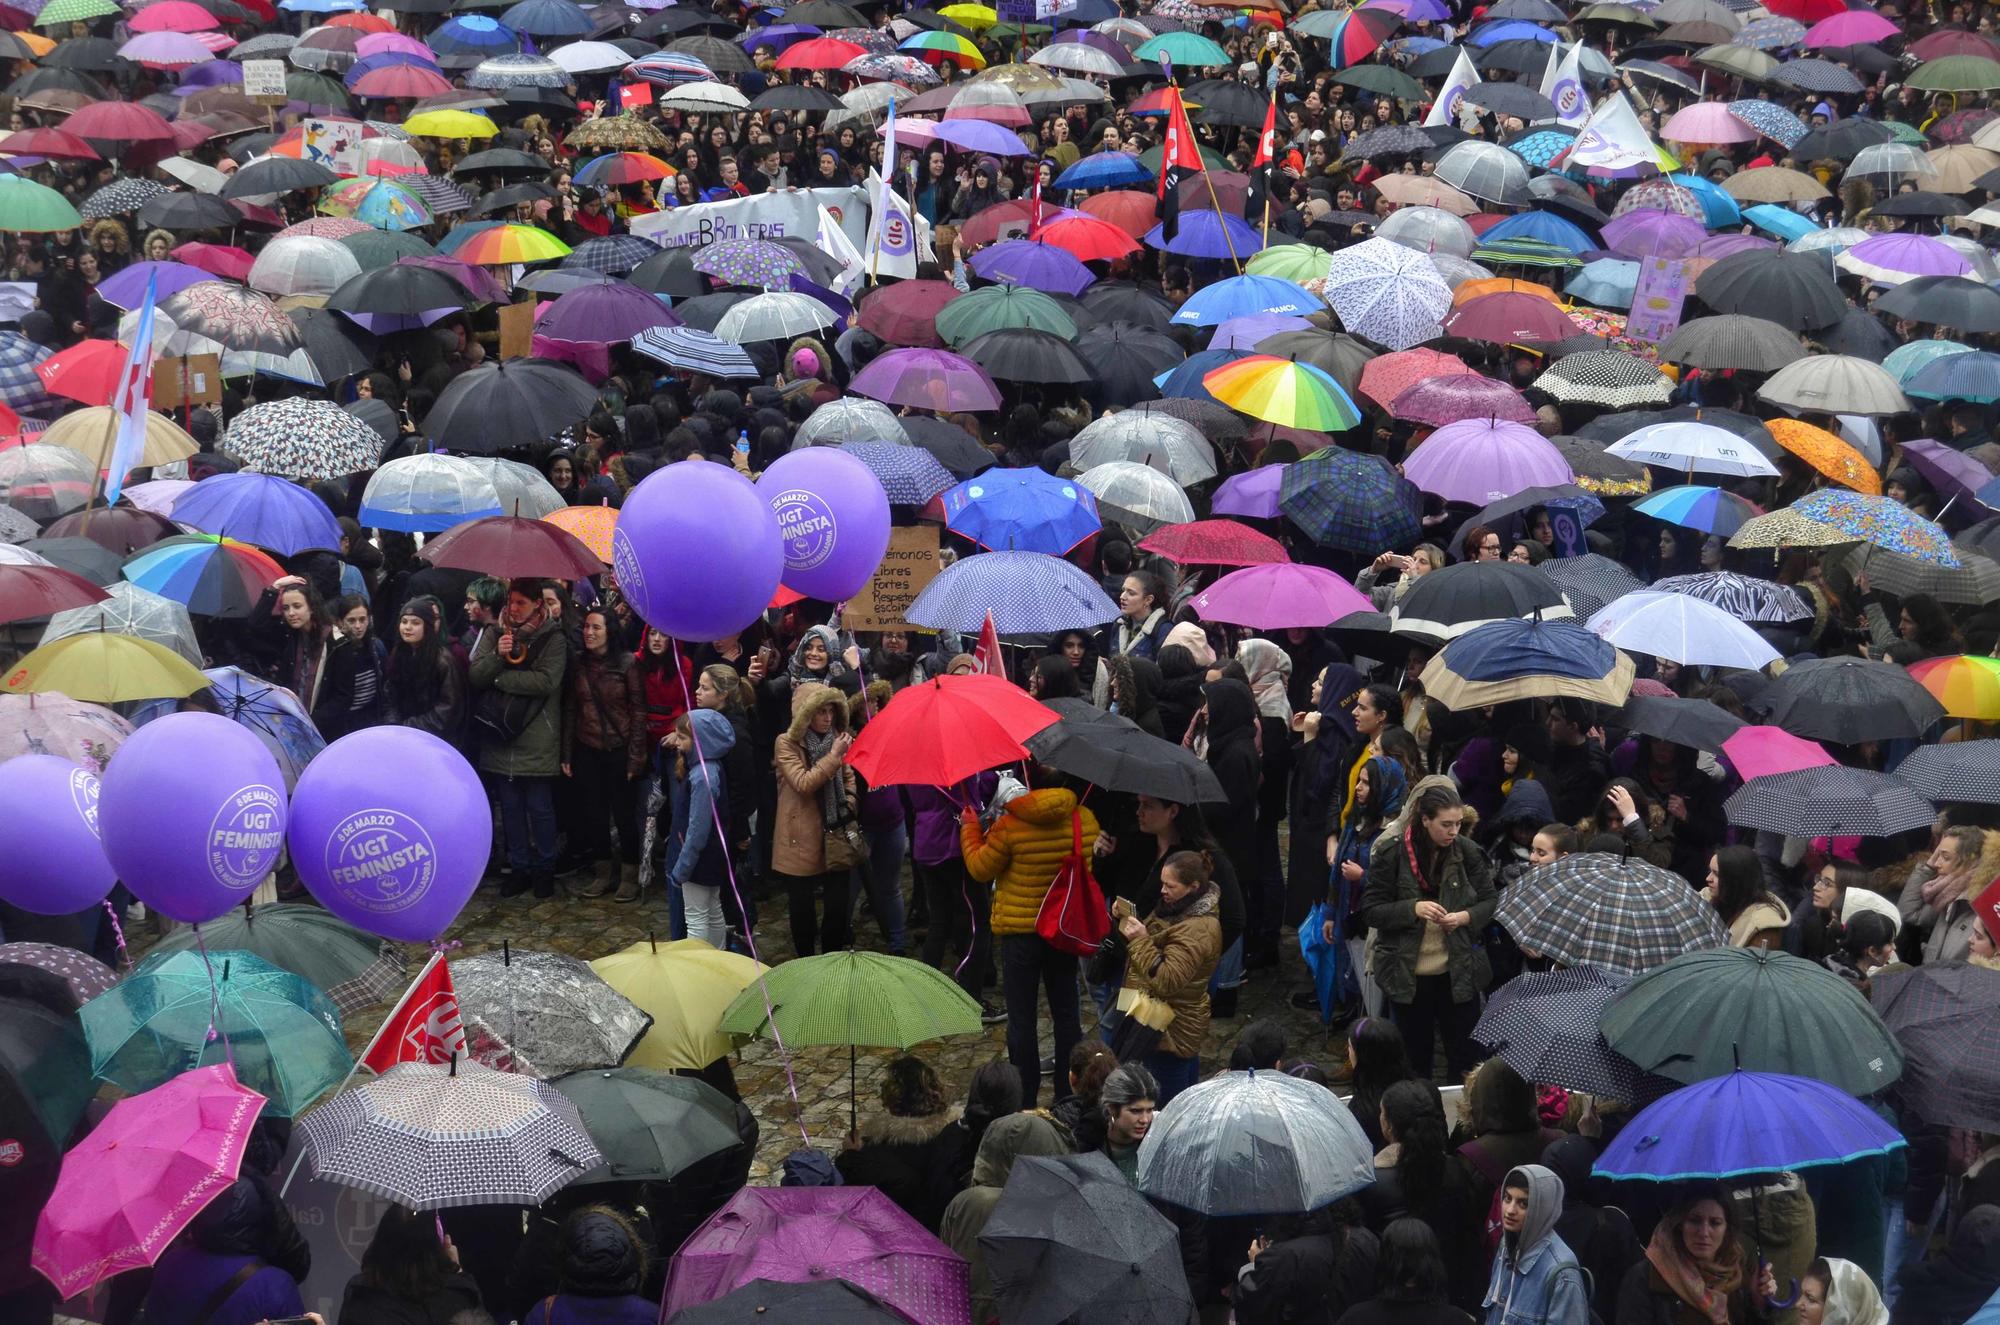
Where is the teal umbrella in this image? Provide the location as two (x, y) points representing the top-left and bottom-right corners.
(549, 1067), (746, 1185)
(80, 950), (352, 1117)
(1600, 947), (1903, 1096)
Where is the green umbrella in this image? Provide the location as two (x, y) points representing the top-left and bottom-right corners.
(936, 284), (1078, 347)
(1600, 947), (1904, 1096)
(34, 0), (117, 25)
(1247, 245), (1336, 285)
(287, 69), (352, 111)
(341, 229), (439, 266)
(1134, 31), (1230, 68)
(0, 176), (83, 234)
(1334, 65), (1425, 102)
(81, 949), (354, 1117)
(1139, 139), (1230, 177)
(549, 1067), (746, 1185)
(1909, 55), (2000, 91)
(145, 903), (405, 1017)
(719, 952), (982, 1129)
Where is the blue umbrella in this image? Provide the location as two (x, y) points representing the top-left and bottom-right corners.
(1744, 204), (1816, 242)
(1593, 1071), (1904, 1181)
(1154, 347), (1254, 402)
(501, 0), (591, 35)
(1905, 349), (2000, 403)
(1666, 173), (1743, 228)
(1053, 153), (1153, 190)
(1143, 211), (1267, 261)
(1506, 128), (1578, 170)
(941, 467), (1100, 554)
(838, 442), (955, 505)
(1974, 1289), (2000, 1325)
(0, 330), (56, 418)
(1481, 209), (1596, 254)
(169, 473), (343, 557)
(1169, 273), (1318, 327)
(1568, 257), (1638, 309)
(905, 549), (1119, 634)
(432, 15), (521, 59)
(1420, 616), (1634, 709)
(1469, 19), (1556, 43)
(1884, 338), (1975, 385)
(130, 665), (326, 788)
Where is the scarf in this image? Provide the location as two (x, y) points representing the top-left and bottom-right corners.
(1155, 878), (1216, 922)
(788, 625), (851, 684)
(801, 721), (846, 828)
(1404, 824), (1440, 898)
(504, 599), (549, 651)
(1643, 1218), (1743, 1325)
(1921, 865), (1968, 910)
(1237, 639), (1293, 721)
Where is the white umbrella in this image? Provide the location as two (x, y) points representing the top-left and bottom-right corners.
(1136, 1069), (1376, 1216)
(656, 80), (751, 113)
(795, 397), (909, 448)
(42, 582), (202, 666)
(0, 543), (52, 567)
(122, 479), (196, 518)
(1607, 422), (1780, 478)
(1377, 205), (1478, 260)
(359, 454), (504, 533)
(1069, 413), (1215, 485)
(1585, 591), (1781, 669)
(1028, 42), (1126, 76)
(249, 235), (363, 299)
(459, 456), (564, 519)
(1313, 237), (1452, 351)
(156, 157), (228, 195)
(1075, 461), (1196, 533)
(1939, 234), (2000, 283)
(1434, 140), (1533, 206)
(354, 138), (425, 175)
(714, 291), (838, 343)
(1759, 355), (1913, 417)
(548, 40), (633, 74)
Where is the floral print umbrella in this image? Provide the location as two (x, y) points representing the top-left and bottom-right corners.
(156, 283), (315, 381)
(220, 397), (386, 479)
(1791, 490), (1961, 567)
(690, 237), (806, 289)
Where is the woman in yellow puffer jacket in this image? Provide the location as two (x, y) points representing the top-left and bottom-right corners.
(961, 771), (1100, 1104)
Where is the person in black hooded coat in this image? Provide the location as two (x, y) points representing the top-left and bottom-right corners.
(1288, 663), (1367, 930)
(520, 1207), (654, 1325)
(1894, 1204), (2000, 1325)
(1541, 1134), (1641, 1325)
(1202, 678), (1263, 903)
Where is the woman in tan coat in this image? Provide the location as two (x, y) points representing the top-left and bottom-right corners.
(1113, 848), (1223, 1104)
(772, 681), (857, 956)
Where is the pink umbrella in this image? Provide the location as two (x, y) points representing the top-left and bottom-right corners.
(356, 31), (437, 59)
(170, 242), (255, 282)
(1403, 419), (1572, 504)
(118, 31), (214, 68)
(1803, 10), (1899, 46)
(1720, 724), (1837, 781)
(1212, 463), (1286, 518)
(1190, 562), (1373, 629)
(128, 0), (218, 31)
(852, 347), (1003, 413)
(1661, 102), (1760, 146)
(1601, 208), (1711, 260)
(121, 478), (197, 516)
(33, 1063), (266, 1299)
(1387, 374), (1536, 427)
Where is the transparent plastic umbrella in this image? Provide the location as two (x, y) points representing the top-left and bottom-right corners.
(1135, 1068), (1375, 1216)
(795, 397), (910, 447)
(1074, 461), (1195, 533)
(41, 581), (201, 665)
(1067, 413), (1215, 485)
(459, 455), (564, 519)
(358, 453), (505, 533)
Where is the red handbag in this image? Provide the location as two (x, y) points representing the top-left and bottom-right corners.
(1035, 811), (1111, 957)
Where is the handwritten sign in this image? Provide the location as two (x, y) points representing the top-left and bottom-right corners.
(1625, 256), (1691, 344)
(841, 525), (941, 632)
(497, 300), (535, 361)
(241, 58), (287, 102)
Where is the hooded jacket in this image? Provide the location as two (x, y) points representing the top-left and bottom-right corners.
(667, 709), (736, 888)
(962, 786), (1102, 938)
(1121, 880), (1224, 1059)
(1204, 678), (1264, 893)
(939, 1114), (1071, 1324)
(139, 1176), (310, 1325)
(771, 682), (856, 877)
(835, 1101), (963, 1232)
(1542, 1134), (1641, 1325)
(1482, 1165), (1588, 1325)
(1894, 1204), (2000, 1325)
(468, 611), (568, 778)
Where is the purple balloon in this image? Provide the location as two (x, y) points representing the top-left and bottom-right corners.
(288, 726), (489, 943)
(0, 755), (116, 915)
(612, 461), (783, 642)
(755, 447), (892, 603)
(99, 712), (287, 925)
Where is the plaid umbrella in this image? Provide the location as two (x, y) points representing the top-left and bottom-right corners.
(1313, 238), (1452, 351)
(1535, 351), (1674, 408)
(1474, 967), (1667, 1102)
(1846, 544), (2000, 606)
(449, 949), (652, 1079)
(1496, 852), (1730, 976)
(564, 233), (661, 275)
(1538, 553), (1646, 619)
(1279, 446), (1424, 554)
(0, 332), (57, 417)
(1872, 964), (2000, 1133)
(1726, 764), (1936, 837)
(221, 398), (384, 479)
(1653, 570), (1812, 622)
(80, 178), (170, 220)
(632, 325), (759, 379)
(838, 442), (955, 504)
(301, 1060), (602, 1209)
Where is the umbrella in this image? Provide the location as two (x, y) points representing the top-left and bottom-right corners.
(1074, 462), (1193, 533)
(419, 515), (601, 580)
(1191, 563), (1372, 630)
(1069, 414), (1214, 486)
(1725, 765), (1936, 838)
(1872, 964), (2000, 1133)
(1135, 1068), (1374, 1216)
(847, 673), (1057, 789)
(133, 665), (322, 789)
(82, 950), (351, 1117)
(1357, 347), (1475, 407)
(797, 398), (908, 448)
(1694, 249), (1845, 330)
(1601, 947), (1903, 1094)
(301, 1059), (602, 1209)
(1404, 420), (1572, 504)
(1170, 274), (1319, 328)
(1720, 725), (1837, 782)
(422, 360), (597, 455)
(633, 326), (759, 380)
(1137, 519), (1285, 567)
(664, 1188), (970, 1325)
(147, 903), (401, 1016)
(1392, 561), (1569, 641)
(982, 1152), (1194, 1325)
(1316, 237), (1453, 350)
(1495, 852), (1729, 976)
(0, 943), (117, 1010)
(31, 1063), (265, 1299)
(1025, 698), (1224, 802)
(1593, 1071), (1905, 1181)
(358, 454), (504, 534)
(1789, 489), (1956, 565)
(1420, 616), (1635, 711)
(1608, 421), (1780, 478)
(447, 948), (651, 1079)
(673, 1279), (916, 1325)
(1616, 692), (1747, 755)
(1388, 374), (1537, 427)
(906, 550), (1118, 633)
(23, 537), (122, 586)
(589, 938), (768, 1072)
(1536, 351), (1674, 409)
(1213, 466), (1286, 520)
(853, 346), (1004, 414)
(41, 582), (200, 666)
(1475, 967), (1665, 1103)
(1760, 655), (1948, 743)
(1652, 570), (1811, 622)
(216, 398), (381, 481)
(169, 472), (341, 557)
(1897, 741), (2000, 804)
(1585, 591), (1781, 669)
(712, 291), (840, 344)
(121, 534), (285, 619)
(1203, 356), (1361, 432)
(550, 1067), (743, 1185)
(0, 445), (96, 523)
(836, 443), (956, 506)
(1877, 277), (2000, 334)
(942, 468), (1098, 554)
(0, 564), (104, 623)
(961, 329), (1093, 387)
(2, 632), (207, 702)
(935, 284), (1073, 345)
(968, 239), (1094, 296)
(1539, 554), (1647, 620)
(1766, 419), (1880, 494)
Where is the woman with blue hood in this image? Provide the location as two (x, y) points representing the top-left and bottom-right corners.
(1483, 1165), (1590, 1325)
(664, 707), (736, 947)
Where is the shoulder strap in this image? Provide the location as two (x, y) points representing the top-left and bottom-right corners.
(190, 1260), (263, 1325)
(1072, 810), (1083, 854)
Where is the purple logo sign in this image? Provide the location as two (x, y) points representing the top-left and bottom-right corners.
(323, 808), (439, 917)
(206, 784), (286, 890)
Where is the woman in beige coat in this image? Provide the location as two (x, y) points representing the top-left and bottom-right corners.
(772, 681), (857, 956)
(1113, 848), (1223, 1105)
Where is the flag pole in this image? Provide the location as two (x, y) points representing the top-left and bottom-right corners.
(1258, 84), (1278, 246)
(1171, 77), (1241, 274)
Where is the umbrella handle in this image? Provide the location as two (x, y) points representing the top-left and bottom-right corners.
(1761, 1261), (1799, 1311)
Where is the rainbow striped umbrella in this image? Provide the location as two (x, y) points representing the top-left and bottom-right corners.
(121, 535), (286, 618)
(574, 151), (676, 187)
(1202, 355), (1362, 431)
(897, 29), (985, 67)
(1909, 654), (2000, 720)
(442, 223), (570, 264)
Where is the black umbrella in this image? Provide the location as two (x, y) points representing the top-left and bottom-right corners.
(750, 83), (844, 113)
(1816, 308), (1898, 363)
(137, 192), (237, 232)
(1128, 397), (1248, 445)
(786, 0), (868, 23)
(290, 307), (378, 383)
(473, 181), (558, 217)
(766, 235), (849, 287)
(627, 245), (707, 299)
(634, 5), (736, 35)
(1868, 192), (1971, 221)
(674, 1279), (912, 1325)
(1407, 44), (1466, 78)
(961, 327), (1093, 385)
(1792, 117), (1893, 161)
(1391, 561), (1568, 641)
(1615, 693), (1747, 754)
(22, 537), (122, 586)
(499, 87), (577, 115)
(1077, 321), (1184, 407)
(1188, 78), (1268, 128)
(1531, 181), (1612, 225)
(1656, 314), (1808, 372)
(1547, 434), (1651, 489)
(1025, 698), (1225, 802)
(668, 34), (755, 73)
(1328, 608), (1410, 658)
(1876, 276), (2000, 333)
(1894, 741), (2000, 805)
(1253, 329), (1374, 394)
(1694, 250), (1845, 331)
(1079, 280), (1175, 331)
(1817, 41), (1898, 74)
(221, 157), (339, 200)
(672, 291), (741, 332)
(1534, 551), (1646, 618)
(1344, 122), (1434, 160)
(981, 1151), (1194, 1325)
(1463, 81), (1560, 121)
(901, 415), (995, 476)
(42, 37), (130, 71)
(1725, 765), (1936, 838)
(422, 360), (600, 455)
(324, 265), (474, 316)
(7, 68), (108, 99)
(1474, 966), (1664, 1102)
(548, 1067), (746, 1185)
(452, 147), (553, 177)
(1757, 655), (1947, 744)
(0, 995), (92, 1293)
(1773, 56), (1865, 94)
(1477, 38), (1556, 73)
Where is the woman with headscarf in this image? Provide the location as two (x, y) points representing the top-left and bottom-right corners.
(950, 158), (1004, 221)
(1616, 1185), (1778, 1325)
(1236, 639), (1296, 971)
(1799, 1259), (1887, 1325)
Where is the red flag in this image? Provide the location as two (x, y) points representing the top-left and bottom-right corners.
(1028, 167), (1044, 237)
(1977, 876), (2000, 950)
(363, 954), (466, 1073)
(1251, 93), (1277, 169)
(972, 609), (1005, 677)
(1156, 86), (1205, 243)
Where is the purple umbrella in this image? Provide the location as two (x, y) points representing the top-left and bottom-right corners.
(1191, 562), (1374, 629)
(1389, 374), (1537, 427)
(1902, 437), (1997, 508)
(1212, 464), (1287, 518)
(94, 261), (214, 311)
(1404, 418), (1573, 504)
(967, 239), (1094, 296)
(176, 60), (244, 89)
(1692, 233), (1776, 261)
(853, 346), (1002, 413)
(665, 1187), (970, 1325)
(536, 281), (681, 343)
(932, 118), (1035, 156)
(397, 255), (507, 304)
(1210, 313), (1313, 351)
(1601, 209), (1709, 259)
(734, 22), (821, 49)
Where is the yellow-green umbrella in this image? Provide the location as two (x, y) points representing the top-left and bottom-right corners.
(1203, 354), (1363, 431)
(4, 633), (209, 703)
(402, 109), (499, 139)
(1246, 244), (1335, 283)
(590, 938), (768, 1072)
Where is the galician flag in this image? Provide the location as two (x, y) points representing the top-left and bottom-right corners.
(1554, 93), (1660, 173)
(104, 271), (157, 505)
(1539, 42), (1590, 128)
(1423, 48), (1481, 128)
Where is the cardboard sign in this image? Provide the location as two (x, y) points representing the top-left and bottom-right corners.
(152, 353), (222, 409)
(241, 58), (287, 102)
(1625, 256), (1691, 344)
(841, 525), (941, 632)
(497, 300), (536, 361)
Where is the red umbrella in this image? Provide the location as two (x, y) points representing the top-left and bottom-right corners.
(855, 279), (961, 348)
(960, 198), (1074, 247)
(35, 339), (126, 407)
(0, 565), (108, 623)
(1438, 292), (1582, 345)
(1388, 374), (1538, 427)
(1761, 0), (1844, 20)
(775, 37), (866, 69)
(62, 102), (176, 144)
(1357, 347), (1475, 408)
(353, 65), (454, 99)
(1137, 519), (1288, 567)
(327, 10), (393, 29)
(845, 673), (1058, 787)
(1076, 189), (1159, 239)
(0, 127), (97, 160)
(417, 515), (604, 580)
(1035, 214), (1140, 263)
(171, 243), (255, 282)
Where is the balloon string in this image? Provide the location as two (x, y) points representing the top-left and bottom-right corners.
(192, 925), (235, 1070)
(100, 899), (129, 970)
(669, 640), (809, 1148)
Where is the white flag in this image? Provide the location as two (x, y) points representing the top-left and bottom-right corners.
(1557, 92), (1659, 173)
(817, 203), (865, 294)
(1423, 48), (1482, 129)
(1542, 43), (1589, 127)
(862, 169), (919, 281)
